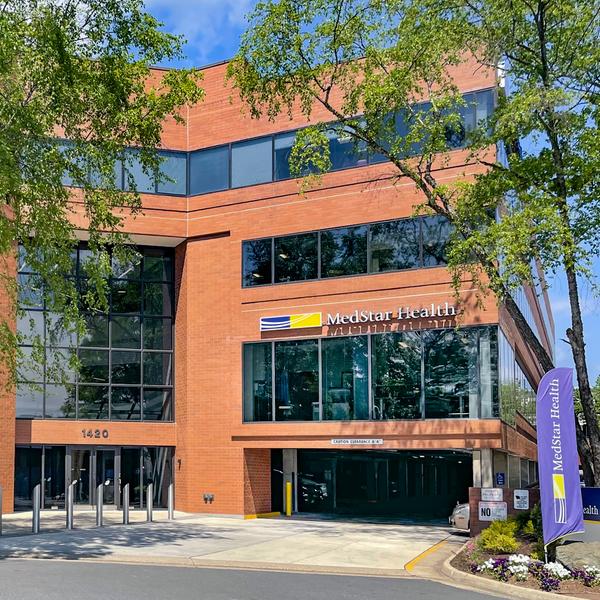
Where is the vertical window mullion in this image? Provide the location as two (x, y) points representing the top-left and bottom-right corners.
(271, 238), (275, 285)
(318, 338), (323, 421)
(271, 341), (276, 422)
(317, 231), (322, 279)
(420, 332), (426, 419)
(367, 334), (373, 420)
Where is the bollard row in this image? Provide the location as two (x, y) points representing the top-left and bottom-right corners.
(0, 480), (174, 536)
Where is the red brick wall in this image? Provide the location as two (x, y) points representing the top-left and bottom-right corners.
(244, 448), (272, 515)
(0, 254), (15, 514)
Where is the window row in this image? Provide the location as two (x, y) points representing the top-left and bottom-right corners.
(242, 215), (451, 286)
(498, 329), (537, 426)
(16, 385), (172, 421)
(243, 326), (498, 422)
(19, 245), (173, 283)
(59, 89), (495, 196)
(19, 347), (172, 386)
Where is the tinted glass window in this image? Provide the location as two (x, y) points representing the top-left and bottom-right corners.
(369, 219), (421, 272)
(143, 318), (173, 350)
(111, 350), (141, 384)
(45, 384), (76, 418)
(422, 216), (452, 267)
(78, 385), (109, 419)
(243, 343), (272, 422)
(189, 145), (229, 195)
(274, 131), (295, 180)
(111, 280), (142, 313)
(111, 387), (141, 420)
(79, 349), (109, 383)
(274, 233), (318, 283)
(112, 316), (141, 349)
(143, 389), (172, 421)
(328, 127), (367, 171)
(157, 151), (187, 195)
(372, 332), (422, 419)
(320, 226), (368, 278)
(275, 340), (319, 421)
(231, 137), (273, 188)
(143, 283), (172, 316)
(243, 239), (272, 287)
(322, 336), (369, 420)
(16, 384), (44, 418)
(123, 149), (155, 193)
(143, 352), (172, 386)
(143, 249), (173, 282)
(423, 328), (478, 418)
(79, 314), (109, 347)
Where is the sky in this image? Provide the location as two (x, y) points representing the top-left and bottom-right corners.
(145, 0), (600, 384)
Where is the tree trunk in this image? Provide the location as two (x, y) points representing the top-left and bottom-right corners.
(564, 264), (600, 486)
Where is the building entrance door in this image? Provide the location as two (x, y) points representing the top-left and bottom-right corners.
(96, 450), (116, 505)
(70, 449), (91, 504)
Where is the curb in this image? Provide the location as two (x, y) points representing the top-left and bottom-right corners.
(0, 554), (411, 578)
(441, 543), (583, 600)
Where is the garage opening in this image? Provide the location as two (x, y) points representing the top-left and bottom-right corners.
(282, 449), (472, 519)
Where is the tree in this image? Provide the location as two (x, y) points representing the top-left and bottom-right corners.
(1, 0), (203, 381)
(228, 0), (600, 483)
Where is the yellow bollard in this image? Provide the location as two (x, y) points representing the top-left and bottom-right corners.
(285, 481), (292, 517)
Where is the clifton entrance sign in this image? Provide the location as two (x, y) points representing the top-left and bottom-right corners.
(536, 367), (584, 555)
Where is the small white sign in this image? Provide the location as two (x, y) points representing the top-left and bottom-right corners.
(330, 438), (384, 446)
(479, 501), (508, 522)
(481, 488), (504, 502)
(514, 489), (530, 510)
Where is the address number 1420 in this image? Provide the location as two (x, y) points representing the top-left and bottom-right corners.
(81, 429), (109, 439)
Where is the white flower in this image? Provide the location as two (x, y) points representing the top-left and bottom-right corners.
(544, 562), (572, 580)
(509, 564), (529, 581)
(478, 559), (496, 572)
(508, 554), (531, 565)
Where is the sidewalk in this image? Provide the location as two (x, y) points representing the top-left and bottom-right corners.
(0, 513), (454, 577)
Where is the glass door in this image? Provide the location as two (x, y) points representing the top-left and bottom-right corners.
(70, 449), (91, 504)
(96, 450), (116, 505)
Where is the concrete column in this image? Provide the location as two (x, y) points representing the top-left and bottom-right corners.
(472, 450), (482, 488)
(480, 448), (494, 488)
(282, 449), (297, 512)
(493, 451), (508, 488)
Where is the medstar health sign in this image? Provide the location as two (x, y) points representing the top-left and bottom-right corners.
(536, 368), (584, 545)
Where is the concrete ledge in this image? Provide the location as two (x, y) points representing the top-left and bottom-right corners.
(441, 544), (583, 600)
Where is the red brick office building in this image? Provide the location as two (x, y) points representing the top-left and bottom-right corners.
(0, 57), (554, 518)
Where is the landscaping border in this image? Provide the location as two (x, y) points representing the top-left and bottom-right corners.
(442, 543), (584, 600)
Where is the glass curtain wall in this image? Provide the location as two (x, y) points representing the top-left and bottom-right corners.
(17, 245), (174, 421)
(243, 215), (452, 287)
(243, 326), (499, 422)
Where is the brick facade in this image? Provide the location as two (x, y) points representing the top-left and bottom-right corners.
(4, 58), (550, 517)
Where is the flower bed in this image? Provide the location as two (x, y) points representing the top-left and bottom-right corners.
(452, 539), (600, 597)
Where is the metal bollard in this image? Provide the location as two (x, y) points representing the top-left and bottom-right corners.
(96, 483), (104, 527)
(66, 481), (76, 530)
(32, 484), (41, 534)
(146, 483), (153, 522)
(285, 481), (292, 517)
(122, 483), (130, 525)
(167, 482), (174, 520)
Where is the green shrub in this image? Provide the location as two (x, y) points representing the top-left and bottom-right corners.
(514, 510), (531, 532)
(478, 519), (520, 554)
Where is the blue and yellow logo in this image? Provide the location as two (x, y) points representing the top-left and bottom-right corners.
(260, 313), (322, 332)
(553, 473), (567, 524)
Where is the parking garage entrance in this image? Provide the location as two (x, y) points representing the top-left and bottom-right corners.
(277, 449), (472, 519)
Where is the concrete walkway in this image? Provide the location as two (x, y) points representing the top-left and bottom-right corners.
(0, 512), (457, 576)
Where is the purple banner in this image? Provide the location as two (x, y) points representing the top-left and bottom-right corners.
(537, 367), (584, 545)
